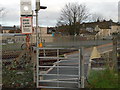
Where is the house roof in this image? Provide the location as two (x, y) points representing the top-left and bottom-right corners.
(0, 33), (26, 36)
(56, 20), (120, 35)
(2, 26), (16, 30)
(81, 20), (120, 29)
(1, 26), (20, 30)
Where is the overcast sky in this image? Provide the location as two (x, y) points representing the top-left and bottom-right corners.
(0, 0), (119, 27)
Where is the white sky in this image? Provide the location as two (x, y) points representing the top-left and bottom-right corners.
(0, 0), (119, 26)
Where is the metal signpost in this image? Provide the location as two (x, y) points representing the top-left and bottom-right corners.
(35, 0), (47, 88)
(20, 0), (33, 50)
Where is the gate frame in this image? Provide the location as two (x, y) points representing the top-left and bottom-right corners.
(36, 47), (85, 89)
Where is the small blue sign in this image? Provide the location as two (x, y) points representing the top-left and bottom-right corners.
(52, 33), (54, 37)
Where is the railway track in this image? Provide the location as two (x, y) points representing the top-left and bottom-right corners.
(2, 51), (22, 59)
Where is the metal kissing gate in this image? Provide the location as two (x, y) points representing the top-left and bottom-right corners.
(36, 48), (85, 89)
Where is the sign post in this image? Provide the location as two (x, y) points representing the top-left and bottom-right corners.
(35, 0), (47, 87)
(20, 0), (33, 50)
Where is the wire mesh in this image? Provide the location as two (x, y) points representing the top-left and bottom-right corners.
(1, 34), (120, 89)
(2, 34), (34, 88)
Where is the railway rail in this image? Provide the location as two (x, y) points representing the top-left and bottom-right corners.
(2, 51), (22, 59)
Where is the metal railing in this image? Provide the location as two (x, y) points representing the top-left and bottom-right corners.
(36, 47), (85, 89)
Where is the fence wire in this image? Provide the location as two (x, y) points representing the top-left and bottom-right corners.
(1, 34), (120, 89)
(2, 34), (35, 88)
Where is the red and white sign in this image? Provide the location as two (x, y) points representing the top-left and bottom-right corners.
(21, 17), (33, 34)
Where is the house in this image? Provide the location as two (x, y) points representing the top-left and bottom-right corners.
(80, 20), (120, 39)
(94, 20), (120, 39)
(0, 25), (25, 44)
(0, 25), (21, 34)
(1, 33), (26, 45)
(56, 19), (120, 40)
(32, 27), (56, 44)
(79, 22), (99, 40)
(47, 27), (56, 34)
(79, 30), (97, 40)
(56, 25), (70, 36)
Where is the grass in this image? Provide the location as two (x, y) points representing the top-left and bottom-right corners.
(2, 64), (34, 88)
(2, 51), (35, 88)
(87, 69), (119, 88)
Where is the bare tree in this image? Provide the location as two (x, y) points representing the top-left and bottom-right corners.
(0, 8), (5, 18)
(57, 3), (90, 35)
(0, 8), (3, 12)
(91, 13), (106, 22)
(0, 7), (6, 33)
(0, 7), (6, 25)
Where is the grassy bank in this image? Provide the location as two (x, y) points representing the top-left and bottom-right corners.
(87, 69), (119, 88)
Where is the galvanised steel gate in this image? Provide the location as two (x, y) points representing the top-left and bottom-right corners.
(36, 48), (85, 89)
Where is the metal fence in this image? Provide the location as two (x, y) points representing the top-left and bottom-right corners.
(0, 37), (2, 89)
(1, 34), (35, 88)
(1, 34), (120, 89)
(36, 48), (85, 89)
(1, 33), (113, 47)
(40, 36), (113, 48)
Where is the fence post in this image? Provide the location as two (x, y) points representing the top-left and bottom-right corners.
(57, 49), (60, 87)
(80, 47), (84, 88)
(78, 49), (81, 88)
(36, 8), (39, 88)
(0, 36), (2, 89)
(112, 34), (118, 72)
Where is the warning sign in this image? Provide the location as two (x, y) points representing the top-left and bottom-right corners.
(21, 17), (33, 34)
